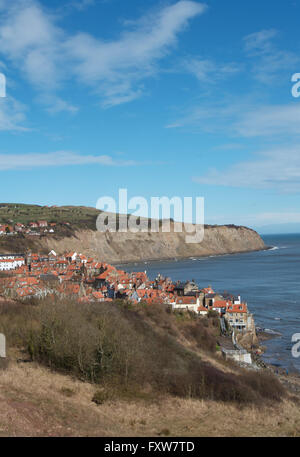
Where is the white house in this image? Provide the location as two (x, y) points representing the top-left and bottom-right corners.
(198, 305), (208, 316)
(65, 252), (77, 262)
(0, 257), (25, 271)
(171, 296), (199, 313)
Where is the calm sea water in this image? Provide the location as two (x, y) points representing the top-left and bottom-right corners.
(117, 234), (300, 372)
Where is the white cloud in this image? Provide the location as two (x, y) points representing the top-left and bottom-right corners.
(64, 1), (206, 106)
(244, 29), (278, 55)
(206, 211), (300, 228)
(252, 212), (300, 225)
(0, 0), (206, 107)
(67, 0), (95, 11)
(0, 1), (62, 88)
(39, 95), (79, 114)
(234, 104), (300, 137)
(165, 99), (247, 131)
(244, 29), (299, 84)
(166, 100), (300, 138)
(0, 96), (28, 131)
(184, 57), (240, 83)
(0, 151), (139, 169)
(194, 145), (300, 193)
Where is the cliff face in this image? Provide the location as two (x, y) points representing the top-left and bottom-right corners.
(38, 224), (266, 264)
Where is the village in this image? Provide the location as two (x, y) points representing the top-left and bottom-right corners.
(0, 250), (255, 337)
(0, 220), (71, 236)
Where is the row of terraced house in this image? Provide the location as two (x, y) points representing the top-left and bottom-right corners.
(0, 220), (57, 235)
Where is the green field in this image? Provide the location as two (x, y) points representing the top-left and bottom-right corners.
(0, 203), (236, 233)
(0, 204), (101, 230)
(0, 203), (168, 232)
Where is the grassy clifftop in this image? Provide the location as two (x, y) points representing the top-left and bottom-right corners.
(0, 203), (266, 262)
(0, 203), (100, 230)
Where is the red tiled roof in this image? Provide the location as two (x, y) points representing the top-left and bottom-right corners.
(175, 296), (197, 305)
(226, 304), (247, 314)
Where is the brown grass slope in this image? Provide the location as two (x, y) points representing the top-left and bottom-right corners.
(0, 299), (284, 402)
(1, 361), (300, 437)
(0, 298), (297, 437)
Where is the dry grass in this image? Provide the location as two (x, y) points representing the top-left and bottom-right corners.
(0, 298), (287, 406)
(0, 359), (299, 437)
(0, 298), (293, 436)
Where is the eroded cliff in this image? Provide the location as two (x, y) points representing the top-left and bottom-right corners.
(37, 224), (265, 264)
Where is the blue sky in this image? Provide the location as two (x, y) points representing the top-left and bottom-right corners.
(1, 0), (300, 231)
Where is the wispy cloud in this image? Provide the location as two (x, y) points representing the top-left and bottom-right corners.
(0, 151), (139, 170)
(66, 0), (95, 11)
(252, 212), (300, 225)
(166, 100), (300, 138)
(165, 98), (249, 131)
(0, 96), (29, 131)
(207, 211), (300, 228)
(166, 27), (300, 133)
(64, 1), (207, 106)
(39, 95), (79, 114)
(194, 145), (300, 193)
(234, 104), (300, 137)
(0, 0), (206, 108)
(184, 57), (240, 83)
(244, 29), (299, 83)
(244, 29), (278, 55)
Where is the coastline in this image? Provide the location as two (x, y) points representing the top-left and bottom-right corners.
(112, 245), (272, 267)
(253, 330), (300, 385)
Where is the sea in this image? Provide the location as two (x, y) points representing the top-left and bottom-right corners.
(117, 234), (300, 373)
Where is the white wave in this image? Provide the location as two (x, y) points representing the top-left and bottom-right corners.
(269, 245), (289, 250)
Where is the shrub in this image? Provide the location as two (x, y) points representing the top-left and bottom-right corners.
(60, 387), (75, 397)
(92, 390), (112, 405)
(208, 310), (219, 318)
(241, 370), (285, 402)
(182, 319), (218, 352)
(0, 297), (286, 405)
(159, 428), (170, 436)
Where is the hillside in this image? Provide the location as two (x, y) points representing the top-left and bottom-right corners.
(0, 298), (299, 437)
(0, 204), (266, 263)
(1, 360), (300, 437)
(0, 203), (100, 230)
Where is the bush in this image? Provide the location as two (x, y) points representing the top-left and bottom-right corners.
(208, 310), (219, 318)
(241, 370), (285, 402)
(60, 387), (75, 397)
(92, 390), (112, 405)
(0, 297), (286, 405)
(159, 428), (170, 436)
(182, 319), (218, 352)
